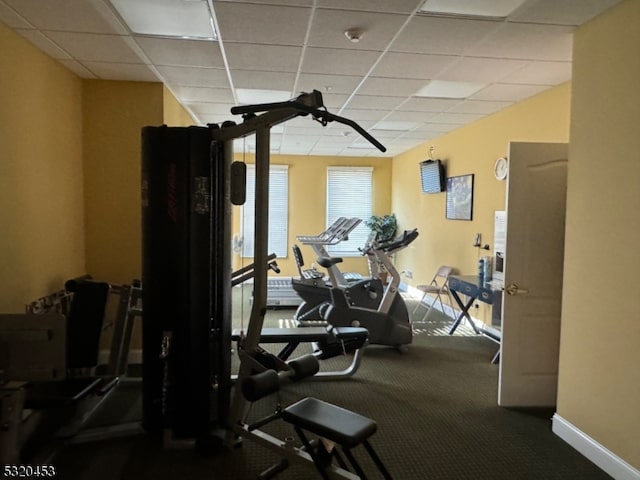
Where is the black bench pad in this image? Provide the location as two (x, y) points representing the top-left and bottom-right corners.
(282, 397), (377, 448)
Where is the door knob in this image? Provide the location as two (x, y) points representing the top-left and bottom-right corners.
(506, 283), (529, 295)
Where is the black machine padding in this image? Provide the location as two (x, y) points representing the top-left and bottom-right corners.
(287, 354), (320, 380)
(241, 369), (280, 402)
(282, 397), (377, 448)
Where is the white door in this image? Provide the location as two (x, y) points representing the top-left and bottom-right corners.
(498, 141), (568, 407)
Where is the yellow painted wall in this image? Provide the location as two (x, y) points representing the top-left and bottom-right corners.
(163, 85), (196, 126)
(82, 80), (164, 284)
(391, 84), (571, 322)
(232, 154), (392, 277)
(557, 0), (640, 469)
(0, 23), (85, 311)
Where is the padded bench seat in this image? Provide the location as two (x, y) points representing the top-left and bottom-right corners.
(282, 397), (376, 447)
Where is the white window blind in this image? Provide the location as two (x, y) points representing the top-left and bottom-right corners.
(326, 166), (373, 255)
(241, 164), (288, 258)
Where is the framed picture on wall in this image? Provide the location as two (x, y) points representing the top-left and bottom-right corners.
(446, 174), (474, 221)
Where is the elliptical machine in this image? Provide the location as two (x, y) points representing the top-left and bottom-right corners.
(310, 229), (419, 349)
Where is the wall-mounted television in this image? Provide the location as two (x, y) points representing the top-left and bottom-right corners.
(419, 159), (445, 193)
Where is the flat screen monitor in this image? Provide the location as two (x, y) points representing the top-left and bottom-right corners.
(420, 159), (445, 193)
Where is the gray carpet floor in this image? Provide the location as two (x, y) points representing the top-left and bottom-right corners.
(50, 289), (611, 479)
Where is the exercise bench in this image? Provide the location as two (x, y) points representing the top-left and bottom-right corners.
(240, 366), (393, 479)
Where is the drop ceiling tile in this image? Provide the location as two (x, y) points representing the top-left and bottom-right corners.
(83, 61), (159, 81)
(358, 77), (425, 97)
(188, 103), (235, 116)
(3, 0), (126, 34)
(307, 9), (406, 51)
(317, 0), (422, 14)
(310, 146), (346, 156)
(224, 43), (302, 72)
(171, 86), (234, 103)
(44, 31), (142, 63)
(215, 3), (310, 45)
(386, 110), (435, 123)
(390, 16), (499, 55)
(320, 93), (351, 109)
(471, 83), (548, 102)
(400, 129), (438, 139)
(347, 95), (405, 110)
(0, 2), (32, 28)
(339, 109), (389, 121)
(500, 60), (572, 85)
(301, 47), (380, 76)
(297, 74), (362, 95)
(156, 66), (229, 88)
(135, 37), (223, 68)
(397, 97), (461, 112)
(371, 52), (457, 79)
(508, 0), (624, 26)
(57, 59), (97, 79)
(429, 112), (484, 125)
(15, 29), (72, 59)
(467, 23), (573, 61)
(231, 70), (296, 91)
(446, 99), (512, 115)
(438, 57), (529, 83)
(215, 0), (314, 6)
(413, 122), (459, 133)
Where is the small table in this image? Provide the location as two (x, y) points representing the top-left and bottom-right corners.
(447, 275), (501, 362)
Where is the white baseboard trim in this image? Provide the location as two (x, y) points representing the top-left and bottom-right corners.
(552, 414), (640, 480)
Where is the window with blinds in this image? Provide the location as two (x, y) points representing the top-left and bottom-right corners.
(326, 166), (373, 255)
(241, 164), (289, 258)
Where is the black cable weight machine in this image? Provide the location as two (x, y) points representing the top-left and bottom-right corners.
(141, 91), (386, 450)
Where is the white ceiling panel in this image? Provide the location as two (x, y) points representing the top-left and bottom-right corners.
(188, 103), (235, 116)
(0, 2), (32, 28)
(215, 3), (310, 46)
(307, 9), (407, 51)
(83, 61), (158, 81)
(15, 29), (72, 59)
(58, 58), (98, 78)
(347, 95), (405, 111)
(467, 23), (574, 61)
(232, 70), (296, 91)
(358, 77), (426, 97)
(44, 31), (142, 63)
(500, 60), (572, 85)
(135, 37), (222, 68)
(170, 86), (233, 103)
(2, 0), (126, 33)
(508, 0), (623, 26)
(224, 43), (302, 72)
(471, 83), (549, 102)
(438, 57), (529, 83)
(1, 0), (622, 156)
(390, 16), (500, 55)
(371, 52), (457, 79)
(301, 47), (380, 76)
(398, 97), (462, 113)
(296, 74), (362, 95)
(155, 66), (229, 88)
(317, 0), (423, 14)
(446, 100), (513, 115)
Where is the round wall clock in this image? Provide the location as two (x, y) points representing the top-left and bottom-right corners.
(494, 156), (508, 180)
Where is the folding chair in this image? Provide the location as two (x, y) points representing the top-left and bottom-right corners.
(412, 265), (456, 321)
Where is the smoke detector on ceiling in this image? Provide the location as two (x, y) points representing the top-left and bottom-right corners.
(344, 29), (363, 43)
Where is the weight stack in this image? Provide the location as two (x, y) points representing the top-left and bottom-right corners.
(141, 125), (232, 440)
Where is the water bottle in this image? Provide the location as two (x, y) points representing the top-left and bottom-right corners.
(478, 258), (485, 283)
(483, 256), (492, 284)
